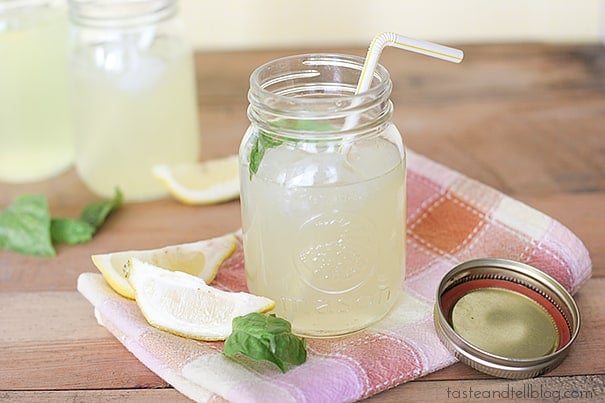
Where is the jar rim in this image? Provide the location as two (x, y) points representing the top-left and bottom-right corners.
(0, 0), (59, 12)
(249, 53), (392, 107)
(68, 0), (177, 27)
(247, 53), (394, 138)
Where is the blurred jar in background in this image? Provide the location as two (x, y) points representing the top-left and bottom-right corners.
(0, 0), (74, 183)
(68, 0), (200, 201)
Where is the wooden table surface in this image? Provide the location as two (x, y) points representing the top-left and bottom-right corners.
(1, 44), (604, 402)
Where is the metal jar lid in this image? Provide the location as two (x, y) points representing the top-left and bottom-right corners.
(433, 258), (581, 379)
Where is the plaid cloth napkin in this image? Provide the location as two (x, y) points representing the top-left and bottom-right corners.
(77, 149), (591, 402)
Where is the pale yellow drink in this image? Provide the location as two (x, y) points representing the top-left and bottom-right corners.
(241, 125), (406, 337)
(0, 4), (73, 183)
(71, 47), (199, 201)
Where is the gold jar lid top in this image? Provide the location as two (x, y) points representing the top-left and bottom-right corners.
(434, 258), (581, 379)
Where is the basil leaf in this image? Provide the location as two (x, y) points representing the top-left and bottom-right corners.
(248, 121), (335, 179)
(0, 189), (122, 256)
(52, 188), (121, 245)
(223, 313), (307, 373)
(80, 188), (123, 231)
(248, 131), (283, 180)
(50, 218), (95, 245)
(0, 194), (55, 257)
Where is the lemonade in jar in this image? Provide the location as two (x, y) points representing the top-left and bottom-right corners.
(239, 54), (406, 337)
(68, 0), (199, 201)
(0, 0), (73, 183)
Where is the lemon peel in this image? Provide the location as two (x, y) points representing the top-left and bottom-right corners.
(152, 155), (239, 205)
(125, 258), (275, 340)
(91, 233), (237, 299)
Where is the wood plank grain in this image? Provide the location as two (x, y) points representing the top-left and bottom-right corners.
(0, 292), (165, 390)
(517, 192), (605, 277)
(406, 95), (605, 196)
(0, 389), (192, 403)
(1, 375), (602, 402)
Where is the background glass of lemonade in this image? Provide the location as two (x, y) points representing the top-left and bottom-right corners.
(239, 54), (406, 337)
(0, 0), (73, 183)
(68, 0), (199, 201)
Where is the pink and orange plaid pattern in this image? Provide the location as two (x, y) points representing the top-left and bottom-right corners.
(78, 149), (591, 402)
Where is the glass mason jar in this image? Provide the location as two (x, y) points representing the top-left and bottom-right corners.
(239, 54), (406, 337)
(68, 0), (200, 201)
(0, 0), (73, 183)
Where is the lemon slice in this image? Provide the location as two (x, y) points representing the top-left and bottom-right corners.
(152, 155), (240, 205)
(91, 233), (237, 299)
(125, 258), (275, 340)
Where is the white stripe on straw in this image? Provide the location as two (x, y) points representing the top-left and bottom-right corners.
(356, 32), (464, 94)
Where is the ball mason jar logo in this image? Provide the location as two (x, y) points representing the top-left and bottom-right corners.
(294, 212), (376, 293)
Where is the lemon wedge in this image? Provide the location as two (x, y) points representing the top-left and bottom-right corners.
(125, 258), (275, 340)
(152, 155), (240, 205)
(91, 233), (237, 299)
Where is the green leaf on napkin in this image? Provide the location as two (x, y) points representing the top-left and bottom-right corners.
(223, 313), (307, 372)
(0, 194), (55, 256)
